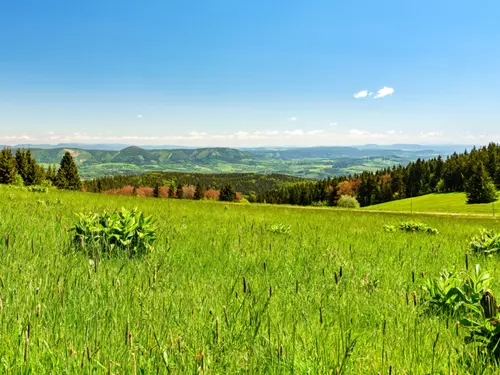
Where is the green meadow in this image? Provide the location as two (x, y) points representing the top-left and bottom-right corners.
(364, 192), (500, 216)
(1, 185), (500, 373)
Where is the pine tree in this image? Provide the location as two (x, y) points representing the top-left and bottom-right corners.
(15, 149), (29, 183)
(219, 183), (236, 202)
(46, 165), (57, 185)
(465, 161), (497, 204)
(153, 183), (160, 198)
(176, 184), (184, 199)
(24, 150), (42, 185)
(168, 185), (175, 198)
(194, 183), (205, 200)
(56, 152), (82, 190)
(0, 148), (18, 184)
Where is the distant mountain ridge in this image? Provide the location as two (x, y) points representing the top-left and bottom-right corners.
(4, 144), (463, 180)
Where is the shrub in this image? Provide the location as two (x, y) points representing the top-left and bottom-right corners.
(422, 265), (491, 317)
(311, 201), (328, 207)
(399, 221), (439, 235)
(337, 195), (360, 209)
(469, 229), (500, 255)
(28, 185), (48, 193)
(12, 173), (24, 187)
(72, 208), (157, 257)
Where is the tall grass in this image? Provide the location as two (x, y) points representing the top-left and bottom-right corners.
(1, 184), (500, 373)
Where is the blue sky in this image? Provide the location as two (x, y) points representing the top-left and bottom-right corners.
(1, 0), (499, 146)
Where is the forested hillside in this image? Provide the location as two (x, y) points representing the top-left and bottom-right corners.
(258, 143), (500, 207)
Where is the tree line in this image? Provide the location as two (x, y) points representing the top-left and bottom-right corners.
(0, 149), (81, 190)
(83, 171), (303, 196)
(257, 143), (500, 207)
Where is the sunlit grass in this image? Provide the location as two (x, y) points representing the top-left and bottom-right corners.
(1, 185), (500, 373)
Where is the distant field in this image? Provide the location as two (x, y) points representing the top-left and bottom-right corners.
(2, 185), (500, 372)
(363, 192), (500, 215)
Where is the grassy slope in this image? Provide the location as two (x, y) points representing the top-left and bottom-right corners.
(1, 185), (500, 373)
(363, 192), (500, 215)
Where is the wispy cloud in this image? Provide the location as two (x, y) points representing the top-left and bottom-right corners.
(287, 117), (297, 122)
(374, 86), (395, 99)
(353, 90), (368, 99)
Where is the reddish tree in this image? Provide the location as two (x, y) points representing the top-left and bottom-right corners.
(182, 185), (196, 199)
(336, 179), (361, 197)
(204, 189), (220, 200)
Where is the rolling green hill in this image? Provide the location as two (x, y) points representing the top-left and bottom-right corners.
(362, 192), (500, 215)
(24, 145), (444, 180)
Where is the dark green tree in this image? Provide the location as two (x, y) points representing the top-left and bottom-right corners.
(219, 183), (236, 202)
(153, 183), (160, 198)
(15, 149), (29, 183)
(0, 148), (17, 184)
(465, 162), (497, 204)
(194, 183), (205, 200)
(176, 184), (184, 199)
(25, 150), (44, 185)
(168, 185), (175, 198)
(46, 165), (57, 185)
(56, 152), (82, 190)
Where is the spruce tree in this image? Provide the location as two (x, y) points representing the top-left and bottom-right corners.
(168, 185), (175, 198)
(46, 165), (57, 185)
(153, 183), (160, 198)
(465, 161), (497, 204)
(176, 184), (184, 199)
(194, 183), (205, 200)
(24, 150), (41, 185)
(15, 149), (29, 183)
(219, 183), (236, 202)
(56, 152), (82, 190)
(0, 148), (18, 184)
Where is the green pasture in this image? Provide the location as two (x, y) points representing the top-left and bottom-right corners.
(1, 185), (500, 373)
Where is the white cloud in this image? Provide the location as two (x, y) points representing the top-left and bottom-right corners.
(284, 130), (304, 136)
(329, 122), (338, 127)
(349, 129), (369, 136)
(374, 86), (395, 99)
(353, 90), (368, 99)
(420, 132), (443, 138)
(306, 130), (325, 135)
(0, 135), (36, 141)
(137, 114), (143, 119)
(287, 117), (297, 122)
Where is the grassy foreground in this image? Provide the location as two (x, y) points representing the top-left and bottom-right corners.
(364, 192), (500, 216)
(1, 185), (500, 373)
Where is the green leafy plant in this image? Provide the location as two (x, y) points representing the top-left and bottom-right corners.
(383, 224), (396, 232)
(267, 223), (291, 235)
(422, 265), (491, 317)
(460, 291), (500, 359)
(28, 185), (48, 193)
(399, 221), (439, 235)
(469, 229), (500, 255)
(72, 207), (157, 257)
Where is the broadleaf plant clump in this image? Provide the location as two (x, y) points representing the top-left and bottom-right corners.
(469, 229), (500, 256)
(384, 221), (439, 234)
(72, 207), (157, 257)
